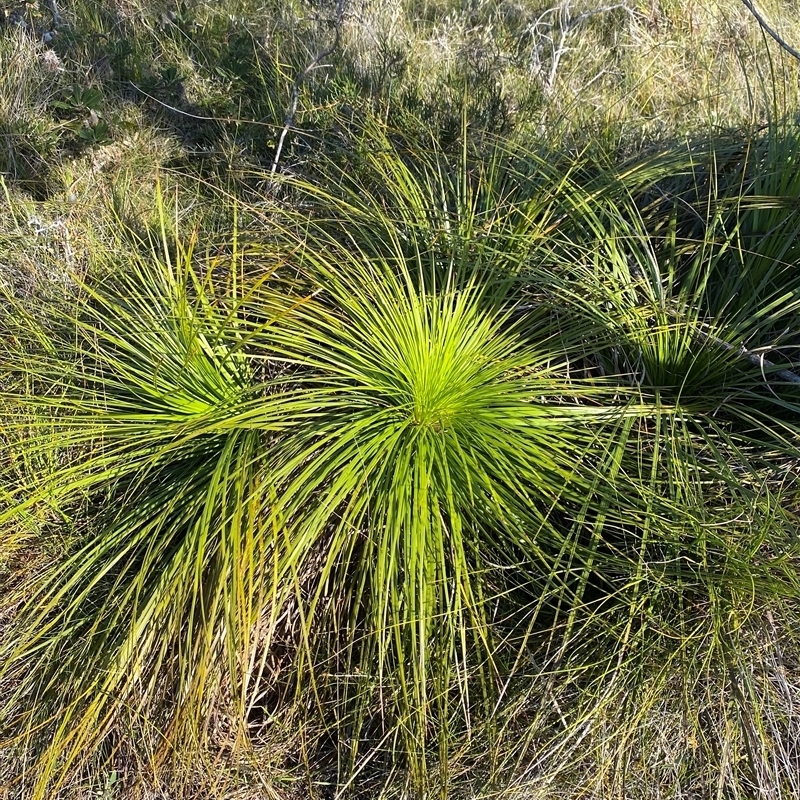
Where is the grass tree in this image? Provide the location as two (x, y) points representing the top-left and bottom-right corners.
(1, 124), (800, 798)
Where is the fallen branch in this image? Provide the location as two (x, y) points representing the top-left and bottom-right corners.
(269, 0), (346, 184)
(741, 0), (800, 63)
(531, 2), (633, 93)
(697, 326), (800, 384)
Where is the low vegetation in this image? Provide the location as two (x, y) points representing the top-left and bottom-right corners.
(2, 1), (800, 798)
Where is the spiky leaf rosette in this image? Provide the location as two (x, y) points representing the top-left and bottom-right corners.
(231, 145), (675, 783)
(0, 229), (281, 794)
(3, 128), (800, 798)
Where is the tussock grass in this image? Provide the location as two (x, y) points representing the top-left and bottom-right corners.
(3, 124), (800, 797)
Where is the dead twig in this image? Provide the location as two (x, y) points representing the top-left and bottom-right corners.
(532, 2), (633, 94)
(741, 0), (800, 63)
(269, 0), (346, 184)
(697, 326), (800, 384)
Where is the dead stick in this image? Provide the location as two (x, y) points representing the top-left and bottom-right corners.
(741, 0), (800, 62)
(269, 0), (346, 184)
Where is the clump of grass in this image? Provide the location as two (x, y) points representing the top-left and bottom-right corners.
(0, 31), (67, 191)
(3, 4), (800, 797)
(0, 154), (627, 795)
(2, 124), (800, 798)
